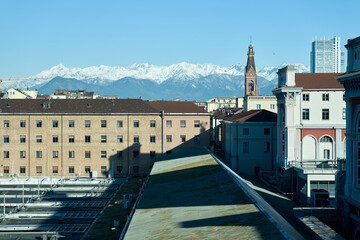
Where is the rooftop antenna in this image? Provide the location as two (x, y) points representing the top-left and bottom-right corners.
(250, 35), (252, 44)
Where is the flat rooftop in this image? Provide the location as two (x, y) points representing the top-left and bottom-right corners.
(124, 147), (286, 239)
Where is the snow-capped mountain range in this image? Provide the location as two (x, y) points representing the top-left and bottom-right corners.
(1, 62), (309, 101)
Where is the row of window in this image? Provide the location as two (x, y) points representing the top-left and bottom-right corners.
(239, 128), (271, 136)
(3, 150), (157, 159)
(2, 165), (142, 175)
(3, 134), (202, 144)
(3, 119), (202, 129)
(255, 104), (275, 110)
(302, 93), (345, 102)
(242, 141), (271, 153)
(302, 108), (346, 120)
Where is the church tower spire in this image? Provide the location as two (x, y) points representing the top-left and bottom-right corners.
(245, 42), (257, 96)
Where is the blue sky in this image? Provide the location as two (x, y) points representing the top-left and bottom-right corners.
(0, 0), (359, 77)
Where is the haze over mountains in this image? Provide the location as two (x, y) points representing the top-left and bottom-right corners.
(2, 63), (309, 101)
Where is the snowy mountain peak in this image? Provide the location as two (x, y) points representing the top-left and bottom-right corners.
(30, 62), (309, 86)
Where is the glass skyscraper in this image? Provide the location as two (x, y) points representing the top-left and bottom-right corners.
(310, 36), (345, 73)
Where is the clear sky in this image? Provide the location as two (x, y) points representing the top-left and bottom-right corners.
(0, 0), (359, 77)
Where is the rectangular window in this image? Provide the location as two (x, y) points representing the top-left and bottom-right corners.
(150, 120), (156, 128)
(322, 109), (329, 120)
(85, 166), (91, 173)
(4, 151), (9, 158)
(134, 136), (139, 143)
(69, 151), (75, 158)
(85, 120), (91, 128)
(36, 151), (42, 158)
(101, 135), (107, 143)
(117, 120), (123, 128)
(20, 166), (26, 174)
(69, 120), (74, 128)
(264, 141), (270, 153)
(69, 135), (75, 143)
(85, 136), (91, 143)
(101, 151), (107, 158)
(69, 166), (74, 174)
(302, 109), (310, 120)
(101, 120), (107, 128)
(117, 151), (122, 159)
(85, 151), (91, 158)
(194, 135), (200, 143)
(180, 135), (186, 142)
(20, 135), (26, 143)
(256, 104), (261, 109)
(166, 135), (172, 142)
(302, 93), (309, 101)
(117, 166), (123, 173)
(36, 166), (42, 174)
(133, 150), (139, 158)
(166, 120), (172, 128)
(194, 120), (200, 128)
(53, 120), (58, 128)
(264, 128), (270, 135)
(20, 151), (26, 158)
(133, 120), (139, 128)
(3, 136), (9, 143)
(243, 142), (249, 153)
(243, 128), (249, 136)
(117, 136), (123, 143)
(36, 135), (42, 143)
(53, 151), (58, 158)
(322, 93), (329, 101)
(3, 166), (9, 174)
(20, 120), (26, 128)
(180, 120), (186, 128)
(133, 166), (139, 174)
(36, 120), (42, 128)
(343, 108), (346, 120)
(150, 136), (156, 143)
(53, 136), (58, 143)
(3, 120), (9, 128)
(270, 104), (275, 110)
(101, 166), (107, 173)
(53, 166), (58, 174)
(324, 149), (330, 159)
(150, 151), (156, 158)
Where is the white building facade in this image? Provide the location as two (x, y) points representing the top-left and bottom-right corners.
(273, 65), (345, 204)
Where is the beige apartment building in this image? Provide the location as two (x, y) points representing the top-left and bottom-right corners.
(243, 95), (277, 113)
(0, 99), (210, 178)
(148, 101), (210, 154)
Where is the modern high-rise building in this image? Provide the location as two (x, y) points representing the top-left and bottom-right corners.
(310, 36), (345, 73)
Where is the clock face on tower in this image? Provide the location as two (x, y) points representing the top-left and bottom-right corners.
(249, 72), (253, 77)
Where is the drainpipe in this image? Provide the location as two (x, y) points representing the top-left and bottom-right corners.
(161, 110), (164, 155)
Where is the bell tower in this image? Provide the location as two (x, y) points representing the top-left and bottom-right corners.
(245, 42), (257, 96)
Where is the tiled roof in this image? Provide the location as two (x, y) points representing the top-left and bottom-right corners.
(148, 101), (209, 114)
(225, 109), (277, 122)
(0, 99), (160, 114)
(295, 73), (344, 89)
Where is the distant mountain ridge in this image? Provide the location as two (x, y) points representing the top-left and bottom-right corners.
(2, 62), (310, 101)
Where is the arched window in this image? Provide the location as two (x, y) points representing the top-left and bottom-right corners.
(249, 81), (254, 92)
(320, 136), (332, 142)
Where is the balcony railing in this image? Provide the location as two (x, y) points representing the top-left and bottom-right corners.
(287, 160), (338, 170)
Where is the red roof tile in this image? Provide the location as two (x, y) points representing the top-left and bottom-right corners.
(225, 110), (277, 122)
(148, 101), (208, 114)
(295, 73), (344, 89)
